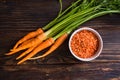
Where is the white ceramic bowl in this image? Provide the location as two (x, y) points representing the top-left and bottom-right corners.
(69, 27), (103, 61)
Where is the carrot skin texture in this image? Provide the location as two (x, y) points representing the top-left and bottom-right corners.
(13, 28), (43, 49)
(6, 49), (23, 56)
(37, 33), (68, 58)
(18, 38), (34, 48)
(30, 33), (68, 59)
(11, 39), (34, 51)
(6, 33), (46, 55)
(17, 38), (55, 65)
(16, 45), (36, 60)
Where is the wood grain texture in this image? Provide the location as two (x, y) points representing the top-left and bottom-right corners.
(0, 0), (120, 80)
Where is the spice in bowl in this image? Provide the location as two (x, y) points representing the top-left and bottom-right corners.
(69, 27), (103, 61)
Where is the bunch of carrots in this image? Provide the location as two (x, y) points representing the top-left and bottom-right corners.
(6, 0), (120, 64)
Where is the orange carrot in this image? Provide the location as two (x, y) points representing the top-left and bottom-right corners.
(6, 33), (47, 55)
(6, 49), (24, 56)
(29, 33), (68, 60)
(13, 28), (43, 49)
(16, 44), (37, 60)
(17, 38), (55, 65)
(10, 38), (34, 51)
(18, 38), (34, 48)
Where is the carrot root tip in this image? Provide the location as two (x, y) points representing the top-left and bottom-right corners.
(5, 53), (10, 55)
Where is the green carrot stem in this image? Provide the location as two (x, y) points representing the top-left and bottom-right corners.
(42, 0), (81, 30)
(55, 6), (80, 23)
(60, 0), (81, 16)
(54, 10), (120, 40)
(42, 0), (63, 30)
(67, 10), (120, 33)
(45, 6), (97, 37)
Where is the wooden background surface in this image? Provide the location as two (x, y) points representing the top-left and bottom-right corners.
(0, 0), (120, 80)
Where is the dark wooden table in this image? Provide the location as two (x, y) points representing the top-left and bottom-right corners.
(0, 0), (120, 80)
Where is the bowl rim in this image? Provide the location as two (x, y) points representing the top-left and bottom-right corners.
(69, 27), (103, 61)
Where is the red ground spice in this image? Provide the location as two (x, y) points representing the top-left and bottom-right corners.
(71, 30), (99, 58)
